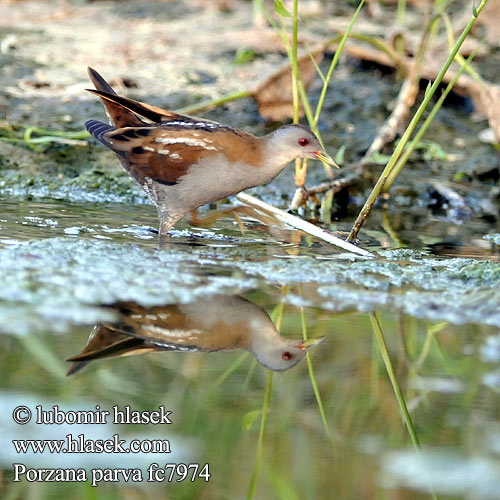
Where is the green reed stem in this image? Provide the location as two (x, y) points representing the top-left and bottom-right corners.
(295, 0), (365, 180)
(347, 33), (406, 73)
(371, 314), (439, 500)
(347, 0), (489, 241)
(214, 352), (250, 387)
(312, 0), (365, 129)
(300, 305), (334, 447)
(176, 89), (254, 115)
(290, 0), (304, 183)
(246, 370), (273, 500)
(397, 0), (407, 24)
(292, 0), (299, 125)
(442, 13), (482, 82)
(0, 126), (91, 149)
(24, 127), (90, 139)
(297, 79), (315, 125)
(370, 331), (381, 406)
(384, 42), (482, 190)
(369, 312), (420, 449)
(246, 296), (287, 499)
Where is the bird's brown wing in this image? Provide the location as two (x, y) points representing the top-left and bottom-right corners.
(100, 125), (263, 186)
(86, 88), (199, 125)
(65, 324), (151, 375)
(114, 303), (243, 351)
(87, 67), (146, 128)
(101, 126), (225, 185)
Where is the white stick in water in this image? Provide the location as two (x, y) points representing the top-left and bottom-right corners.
(237, 193), (374, 258)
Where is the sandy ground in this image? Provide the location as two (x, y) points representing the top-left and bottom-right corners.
(1, 0), (498, 218)
(0, 0), (302, 126)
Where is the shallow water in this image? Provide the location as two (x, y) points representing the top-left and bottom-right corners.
(1, 198), (500, 499)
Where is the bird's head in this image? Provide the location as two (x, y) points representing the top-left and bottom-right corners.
(253, 335), (324, 372)
(266, 124), (338, 169)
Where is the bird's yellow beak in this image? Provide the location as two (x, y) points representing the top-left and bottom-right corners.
(298, 337), (325, 350)
(313, 150), (340, 169)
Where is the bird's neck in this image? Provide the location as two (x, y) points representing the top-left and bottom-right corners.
(261, 130), (297, 173)
(248, 320), (285, 355)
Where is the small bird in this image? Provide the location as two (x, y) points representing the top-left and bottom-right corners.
(66, 295), (322, 374)
(85, 67), (337, 238)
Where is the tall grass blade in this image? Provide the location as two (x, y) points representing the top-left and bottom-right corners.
(246, 371), (273, 500)
(300, 304), (334, 447)
(384, 42), (482, 190)
(369, 313), (420, 449)
(348, 0), (490, 241)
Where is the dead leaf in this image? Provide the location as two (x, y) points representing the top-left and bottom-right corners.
(476, 0), (500, 47)
(253, 47), (324, 121)
(476, 83), (500, 143)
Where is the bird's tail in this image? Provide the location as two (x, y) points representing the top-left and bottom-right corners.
(84, 119), (115, 147)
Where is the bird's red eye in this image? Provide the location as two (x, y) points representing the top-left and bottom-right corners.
(282, 352), (293, 361)
(298, 138), (309, 146)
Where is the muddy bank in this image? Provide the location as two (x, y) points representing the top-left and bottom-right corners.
(0, 0), (498, 224)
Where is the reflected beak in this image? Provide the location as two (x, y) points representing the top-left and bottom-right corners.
(313, 150), (339, 169)
(298, 337), (325, 351)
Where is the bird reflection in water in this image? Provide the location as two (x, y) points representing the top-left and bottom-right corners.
(67, 296), (322, 375)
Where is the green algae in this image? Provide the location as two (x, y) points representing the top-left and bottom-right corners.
(0, 237), (257, 335)
(219, 249), (500, 326)
(2, 235), (500, 336)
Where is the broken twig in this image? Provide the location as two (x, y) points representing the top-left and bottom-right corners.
(237, 193), (374, 257)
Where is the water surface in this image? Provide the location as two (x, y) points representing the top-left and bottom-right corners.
(1, 198), (500, 499)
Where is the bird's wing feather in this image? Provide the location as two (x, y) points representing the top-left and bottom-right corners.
(86, 88), (197, 125)
(65, 325), (150, 375)
(87, 66), (117, 95)
(112, 304), (221, 352)
(87, 67), (146, 128)
(100, 126), (225, 186)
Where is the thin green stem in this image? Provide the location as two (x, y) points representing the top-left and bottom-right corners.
(297, 79), (315, 127)
(246, 296), (286, 499)
(213, 352), (249, 387)
(347, 0), (489, 241)
(0, 126), (91, 147)
(306, 45), (326, 82)
(371, 314), (439, 500)
(381, 209), (403, 247)
(411, 327), (434, 374)
(370, 331), (381, 407)
(369, 313), (420, 449)
(176, 89), (254, 115)
(384, 42), (482, 190)
(347, 33), (406, 74)
(442, 13), (482, 82)
(290, 0), (303, 183)
(255, 0), (287, 43)
(312, 0), (365, 128)
(300, 304), (334, 447)
(397, 0), (407, 24)
(243, 358), (258, 390)
(246, 371), (273, 500)
(292, 0), (299, 125)
(294, 0), (365, 180)
(0, 135), (87, 144)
